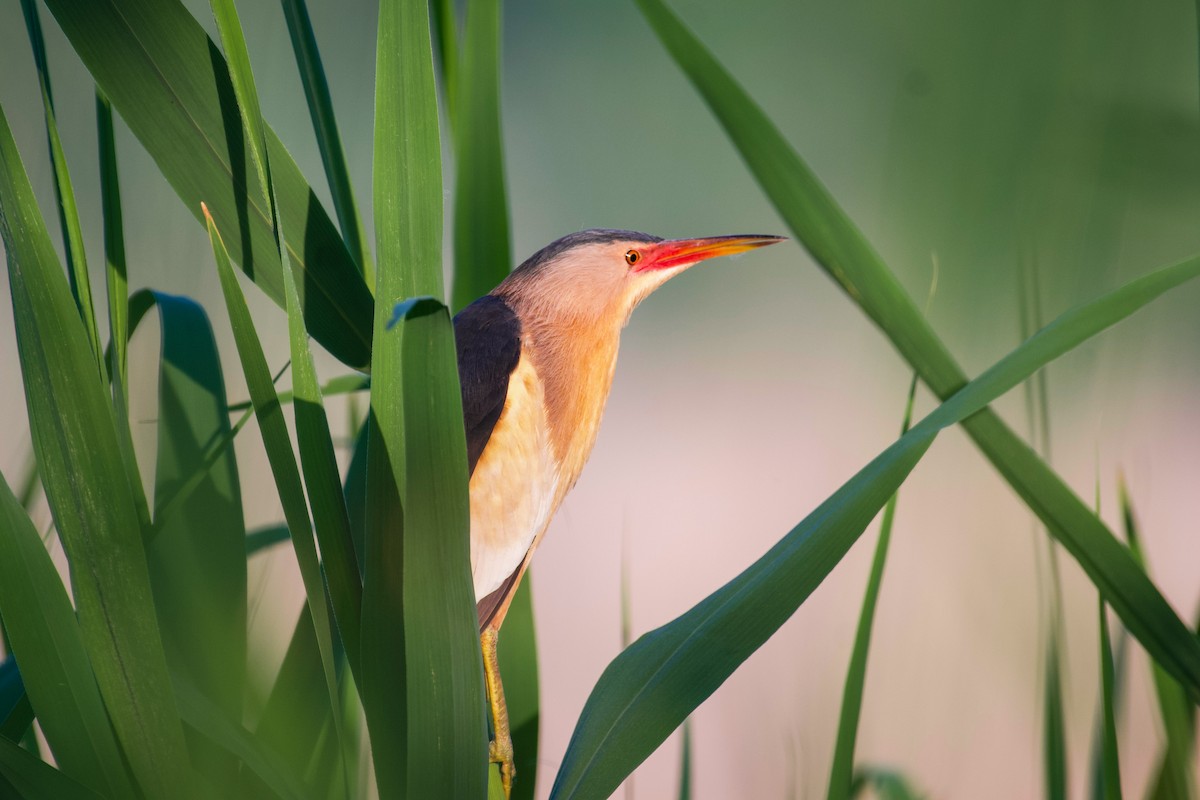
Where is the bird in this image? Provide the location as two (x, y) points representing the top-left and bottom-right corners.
(454, 228), (784, 795)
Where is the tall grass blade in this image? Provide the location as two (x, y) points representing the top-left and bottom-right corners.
(451, 0), (512, 311)
(551, 250), (1200, 799)
(41, 0), (374, 368)
(633, 0), (1200, 701)
(0, 735), (105, 800)
(365, 0), (486, 793)
(210, 0), (363, 684)
(1119, 481), (1195, 800)
(96, 92), (128, 394)
(1044, 633), (1068, 800)
(1094, 600), (1123, 800)
(677, 719), (691, 800)
(0, 101), (193, 800)
(0, 475), (134, 797)
(1019, 255), (1069, 800)
(281, 0), (372, 282)
(19, 0), (102, 370)
(205, 208), (345, 788)
(827, 375), (917, 800)
(147, 292), (247, 783)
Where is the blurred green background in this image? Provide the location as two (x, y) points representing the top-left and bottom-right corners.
(3, 0), (1200, 797)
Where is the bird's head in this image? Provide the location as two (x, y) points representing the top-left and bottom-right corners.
(495, 229), (785, 329)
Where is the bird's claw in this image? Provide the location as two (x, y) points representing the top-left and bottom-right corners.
(489, 736), (515, 798)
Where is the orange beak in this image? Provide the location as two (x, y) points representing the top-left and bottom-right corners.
(637, 234), (786, 272)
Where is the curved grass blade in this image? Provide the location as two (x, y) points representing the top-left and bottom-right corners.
(280, 0), (372, 282)
(633, 0), (1200, 703)
(205, 207), (345, 790)
(0, 100), (193, 800)
(40, 0), (374, 369)
(147, 291), (247, 786)
(19, 0), (102, 370)
(1119, 481), (1195, 800)
(227, 374), (368, 413)
(0, 474), (134, 798)
(0, 736), (105, 800)
(550, 251), (1200, 799)
(827, 376), (917, 800)
(365, 0), (486, 793)
(451, 0), (511, 311)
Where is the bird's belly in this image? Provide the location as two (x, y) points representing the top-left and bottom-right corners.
(469, 357), (560, 600)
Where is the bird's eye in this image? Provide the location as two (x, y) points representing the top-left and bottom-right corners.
(624, 249), (641, 266)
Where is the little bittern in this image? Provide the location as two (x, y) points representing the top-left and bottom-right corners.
(454, 229), (783, 795)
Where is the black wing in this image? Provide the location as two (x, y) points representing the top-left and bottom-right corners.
(454, 294), (522, 477)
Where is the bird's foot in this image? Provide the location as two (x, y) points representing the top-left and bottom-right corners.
(488, 734), (515, 798)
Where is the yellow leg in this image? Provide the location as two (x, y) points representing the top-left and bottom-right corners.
(482, 626), (514, 798)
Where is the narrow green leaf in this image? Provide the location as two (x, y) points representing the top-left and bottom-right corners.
(19, 0), (103, 370)
(677, 719), (691, 800)
(204, 208), (345, 789)
(1045, 632), (1068, 800)
(451, 0), (511, 311)
(279, 181), (363, 681)
(0, 100), (193, 800)
(280, 0), (372, 282)
(550, 251), (1200, 799)
(499, 577), (540, 800)
(827, 376), (917, 800)
(96, 91), (129, 398)
(227, 374), (368, 413)
(1120, 481), (1195, 800)
(148, 291), (247, 786)
(209, 6), (358, 787)
(1096, 600), (1123, 800)
(0, 735), (105, 800)
(0, 475), (134, 797)
(41, 0), (374, 368)
(634, 0), (1200, 703)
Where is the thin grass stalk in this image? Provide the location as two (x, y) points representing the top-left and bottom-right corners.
(280, 0), (372, 282)
(96, 91), (128, 397)
(1018, 255), (1068, 800)
(19, 0), (102, 370)
(827, 374), (917, 800)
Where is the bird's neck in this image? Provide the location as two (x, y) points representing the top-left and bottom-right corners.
(522, 317), (622, 490)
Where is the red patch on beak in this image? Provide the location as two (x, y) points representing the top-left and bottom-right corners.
(636, 234), (786, 271)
